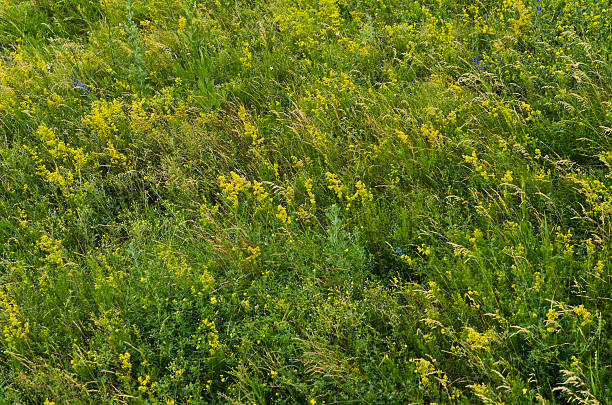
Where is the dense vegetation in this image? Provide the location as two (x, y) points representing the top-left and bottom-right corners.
(1, 0), (611, 403)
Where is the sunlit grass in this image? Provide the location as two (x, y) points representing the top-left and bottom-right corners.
(0, 0), (611, 403)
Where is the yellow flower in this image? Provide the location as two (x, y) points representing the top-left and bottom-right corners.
(573, 305), (593, 326)
(276, 205), (290, 224)
(325, 172), (345, 198)
(177, 15), (186, 35)
(119, 352), (131, 370)
(501, 170), (513, 183)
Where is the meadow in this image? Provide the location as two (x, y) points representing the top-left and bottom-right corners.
(0, 0), (611, 403)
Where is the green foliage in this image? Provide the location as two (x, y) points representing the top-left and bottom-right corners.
(0, 0), (611, 403)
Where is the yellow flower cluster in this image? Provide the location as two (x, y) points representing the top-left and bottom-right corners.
(238, 106), (265, 154)
(119, 351), (132, 371)
(275, 0), (342, 48)
(0, 289), (29, 348)
(501, 0), (532, 36)
(83, 98), (128, 167)
(25, 144), (76, 198)
(555, 227), (574, 256)
(244, 246), (261, 262)
(157, 245), (205, 281)
(91, 250), (125, 291)
(307, 124), (327, 152)
(420, 123), (443, 149)
(37, 125), (88, 171)
(23, 124), (91, 199)
(129, 95), (159, 138)
(465, 327), (491, 350)
(302, 88), (331, 118)
(219, 172), (252, 209)
(83, 98), (123, 140)
(463, 151), (490, 180)
(37, 235), (65, 267)
(252, 180), (269, 204)
(239, 41), (252, 68)
(572, 305), (593, 327)
(177, 15), (186, 36)
(545, 307), (559, 333)
(304, 178), (316, 205)
(276, 204), (290, 224)
(345, 180), (373, 211)
(383, 23), (417, 57)
(196, 318), (225, 356)
(137, 374), (151, 392)
(575, 174), (612, 217)
(411, 357), (448, 389)
(325, 172), (345, 199)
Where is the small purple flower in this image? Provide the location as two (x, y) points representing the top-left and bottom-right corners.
(71, 75), (89, 94)
(473, 56), (484, 72)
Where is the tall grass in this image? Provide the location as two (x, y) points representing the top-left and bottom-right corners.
(0, 0), (611, 403)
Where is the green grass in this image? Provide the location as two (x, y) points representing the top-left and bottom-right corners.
(0, 0), (611, 403)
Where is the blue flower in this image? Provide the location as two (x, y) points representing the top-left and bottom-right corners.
(473, 56), (484, 72)
(71, 75), (89, 93)
(395, 247), (403, 255)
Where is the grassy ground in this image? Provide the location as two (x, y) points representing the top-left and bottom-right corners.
(0, 0), (611, 403)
